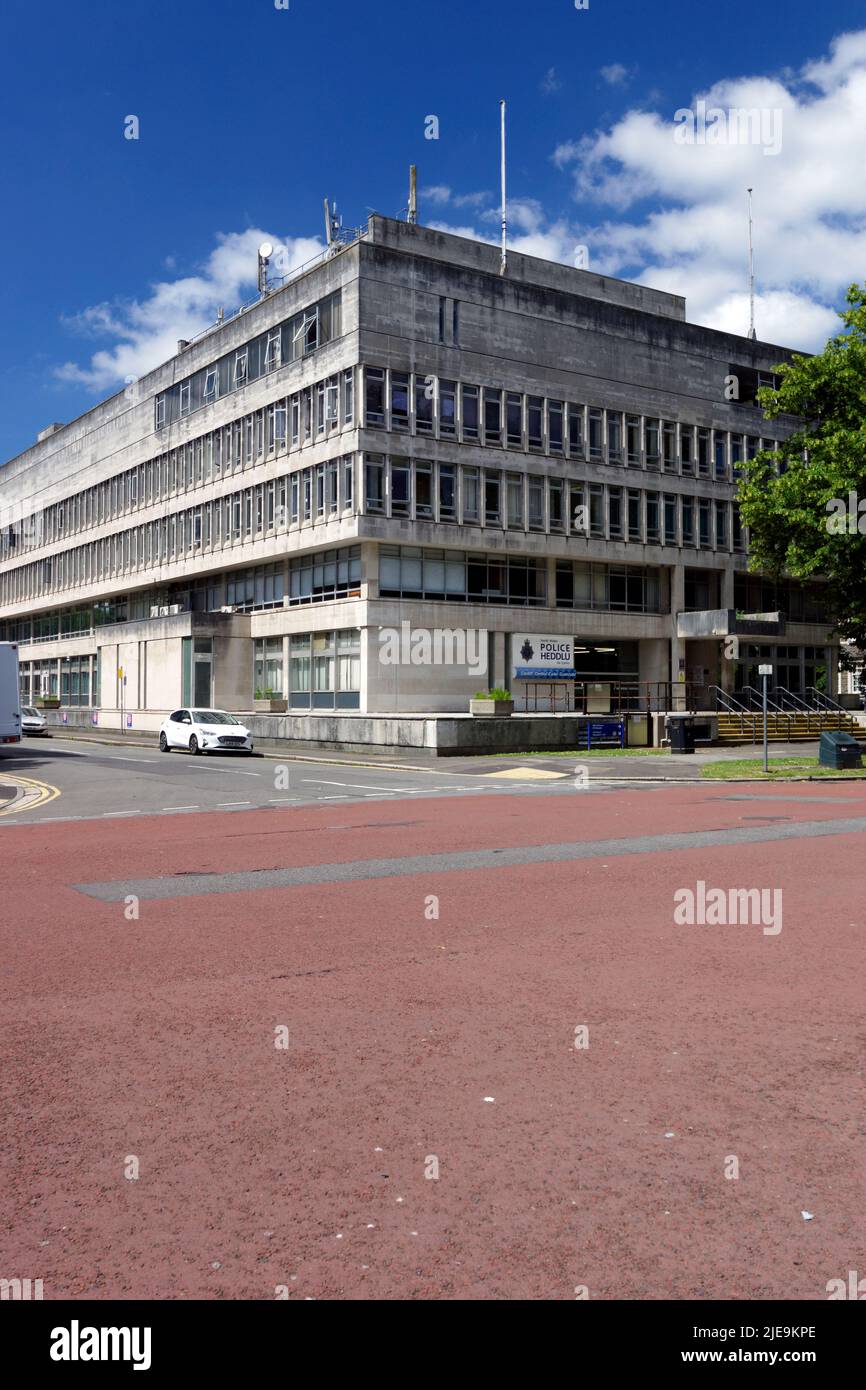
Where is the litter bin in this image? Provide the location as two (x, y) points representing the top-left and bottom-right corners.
(667, 713), (696, 754)
(819, 730), (862, 769)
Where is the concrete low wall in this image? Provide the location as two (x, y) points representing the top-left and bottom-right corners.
(40, 706), (660, 756)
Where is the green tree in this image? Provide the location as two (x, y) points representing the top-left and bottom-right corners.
(738, 283), (866, 656)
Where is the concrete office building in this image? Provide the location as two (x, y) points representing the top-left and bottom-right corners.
(0, 216), (836, 746)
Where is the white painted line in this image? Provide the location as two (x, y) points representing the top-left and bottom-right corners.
(101, 811), (140, 817)
(268, 798), (298, 803)
(184, 765), (261, 776)
(300, 779), (353, 788)
(217, 801), (251, 807)
(319, 795), (349, 801)
(161, 805), (200, 811)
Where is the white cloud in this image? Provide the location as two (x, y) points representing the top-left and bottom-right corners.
(541, 67), (562, 95)
(56, 229), (324, 391)
(549, 30), (866, 349)
(600, 63), (629, 86)
(419, 184), (451, 203)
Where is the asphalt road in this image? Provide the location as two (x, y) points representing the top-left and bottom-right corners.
(0, 735), (655, 825)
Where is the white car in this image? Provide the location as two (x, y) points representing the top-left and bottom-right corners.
(159, 708), (254, 756)
(21, 705), (48, 735)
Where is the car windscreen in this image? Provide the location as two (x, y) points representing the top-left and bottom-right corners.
(22, 707), (37, 716)
(190, 710), (239, 725)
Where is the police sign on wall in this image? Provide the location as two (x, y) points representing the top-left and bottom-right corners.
(511, 634), (576, 680)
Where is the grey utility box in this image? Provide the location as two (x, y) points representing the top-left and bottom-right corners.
(818, 730), (862, 769)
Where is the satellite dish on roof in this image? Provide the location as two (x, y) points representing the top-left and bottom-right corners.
(258, 242), (273, 259)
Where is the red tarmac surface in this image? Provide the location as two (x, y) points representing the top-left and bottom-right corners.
(1, 783), (864, 1300)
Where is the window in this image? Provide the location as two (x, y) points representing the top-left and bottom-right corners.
(528, 477), (544, 530)
(155, 394), (166, 429)
(404, 461), (430, 520)
(507, 473), (524, 528)
(343, 368), (354, 424)
(179, 382), (191, 417)
(390, 460), (410, 517)
(292, 310), (319, 358)
(263, 330), (280, 373)
(342, 457), (354, 513)
(438, 296), (446, 343)
(663, 422), (677, 472)
(391, 371), (410, 429)
(664, 494), (678, 545)
(452, 300), (459, 344)
(608, 486), (623, 538)
(506, 393), (523, 447)
(415, 377), (433, 433)
(365, 368), (385, 425)
(568, 404), (584, 458)
(607, 412), (622, 463)
(438, 464), (456, 521)
(484, 470), (501, 524)
(589, 484), (605, 537)
(682, 497), (695, 546)
(699, 498), (711, 547)
(715, 501), (728, 548)
(697, 428), (710, 477)
(254, 638), (284, 697)
(203, 368), (217, 403)
(627, 489), (642, 541)
(550, 478), (565, 532)
(291, 395), (300, 447)
(326, 379), (339, 426)
(646, 491), (660, 542)
(439, 380), (456, 437)
(549, 401), (564, 454)
(626, 415), (641, 466)
(528, 397), (543, 450)
(462, 385), (479, 441)
(484, 389), (502, 445)
(645, 419), (660, 470)
(365, 456), (384, 513)
(589, 409), (604, 461)
(235, 351), (248, 387)
(681, 426), (694, 475)
(462, 467), (480, 522)
(714, 433), (728, 480)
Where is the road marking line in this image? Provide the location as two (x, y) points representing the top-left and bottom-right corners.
(161, 805), (200, 811)
(217, 801), (251, 807)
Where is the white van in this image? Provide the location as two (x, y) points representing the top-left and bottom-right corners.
(0, 643), (21, 745)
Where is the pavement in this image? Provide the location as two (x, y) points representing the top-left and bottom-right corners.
(1, 745), (864, 1300)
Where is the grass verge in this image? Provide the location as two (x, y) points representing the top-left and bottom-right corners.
(701, 756), (866, 781)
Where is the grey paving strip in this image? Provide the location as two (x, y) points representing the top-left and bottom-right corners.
(718, 793), (866, 805)
(74, 813), (866, 903)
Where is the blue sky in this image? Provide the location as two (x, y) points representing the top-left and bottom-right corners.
(2, 0), (865, 462)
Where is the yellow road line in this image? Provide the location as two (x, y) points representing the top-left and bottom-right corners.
(0, 775), (61, 818)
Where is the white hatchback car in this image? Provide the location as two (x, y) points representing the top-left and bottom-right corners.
(21, 705), (48, 735)
(159, 708), (254, 756)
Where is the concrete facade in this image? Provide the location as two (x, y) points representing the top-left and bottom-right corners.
(0, 216), (837, 738)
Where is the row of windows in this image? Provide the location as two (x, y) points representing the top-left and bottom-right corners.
(253, 629), (362, 708)
(155, 291), (341, 429)
(363, 366), (781, 480)
(363, 456), (744, 550)
(1, 370), (356, 563)
(378, 545), (662, 612)
(0, 462), (357, 608)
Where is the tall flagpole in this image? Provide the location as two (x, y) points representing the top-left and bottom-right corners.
(500, 100), (507, 276)
(747, 187), (756, 341)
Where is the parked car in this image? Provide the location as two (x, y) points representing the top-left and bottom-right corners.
(158, 708), (254, 755)
(20, 705), (47, 736)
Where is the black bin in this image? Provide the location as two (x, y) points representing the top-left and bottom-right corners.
(819, 730), (862, 769)
(667, 714), (696, 754)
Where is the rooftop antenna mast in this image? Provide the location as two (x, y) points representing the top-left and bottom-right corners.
(323, 197), (341, 250)
(408, 165), (417, 224)
(257, 242), (273, 296)
(499, 99), (507, 276)
(747, 187), (756, 341)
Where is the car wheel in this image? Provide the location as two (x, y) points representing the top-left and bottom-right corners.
(189, 735), (200, 755)
(159, 732), (169, 752)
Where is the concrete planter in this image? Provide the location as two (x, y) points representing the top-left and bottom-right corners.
(254, 698), (288, 714)
(470, 698), (514, 718)
(35, 697), (61, 709)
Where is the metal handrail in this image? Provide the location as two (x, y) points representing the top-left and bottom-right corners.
(709, 686), (759, 740)
(806, 686), (847, 714)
